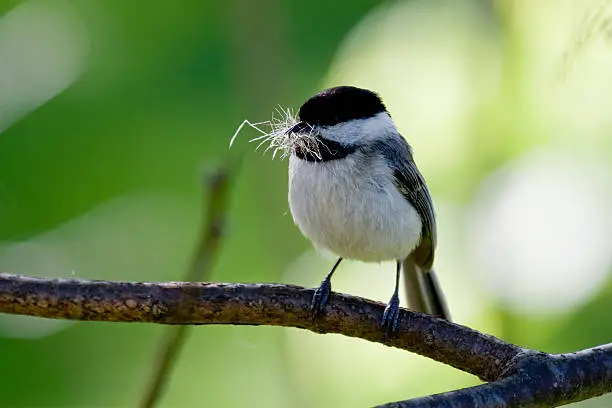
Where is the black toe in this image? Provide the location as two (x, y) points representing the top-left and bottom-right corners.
(381, 293), (400, 335)
(311, 278), (332, 319)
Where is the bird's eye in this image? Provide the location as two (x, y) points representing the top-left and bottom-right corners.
(324, 115), (340, 126)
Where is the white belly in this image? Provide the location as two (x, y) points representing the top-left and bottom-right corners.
(288, 154), (422, 262)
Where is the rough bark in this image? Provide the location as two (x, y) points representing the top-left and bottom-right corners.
(0, 273), (610, 407)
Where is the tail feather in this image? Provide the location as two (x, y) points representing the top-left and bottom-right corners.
(402, 257), (451, 321)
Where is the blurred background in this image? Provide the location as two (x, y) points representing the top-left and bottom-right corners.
(1, 0), (612, 406)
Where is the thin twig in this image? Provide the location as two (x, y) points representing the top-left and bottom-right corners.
(140, 167), (232, 408)
(558, 0), (612, 80)
(0, 274), (610, 407)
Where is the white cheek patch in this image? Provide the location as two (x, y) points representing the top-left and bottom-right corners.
(317, 112), (397, 144)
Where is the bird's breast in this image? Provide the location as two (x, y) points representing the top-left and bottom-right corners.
(288, 154), (422, 262)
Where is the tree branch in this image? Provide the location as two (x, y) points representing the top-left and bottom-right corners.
(379, 346), (612, 407)
(0, 273), (520, 380)
(0, 273), (610, 407)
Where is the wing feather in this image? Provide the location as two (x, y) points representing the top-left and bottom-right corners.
(372, 136), (436, 268)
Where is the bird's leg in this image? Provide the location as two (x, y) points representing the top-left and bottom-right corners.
(311, 257), (343, 319)
(381, 261), (401, 334)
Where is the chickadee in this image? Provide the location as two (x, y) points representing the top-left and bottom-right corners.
(286, 86), (451, 331)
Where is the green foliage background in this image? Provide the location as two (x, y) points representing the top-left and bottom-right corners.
(0, 0), (611, 406)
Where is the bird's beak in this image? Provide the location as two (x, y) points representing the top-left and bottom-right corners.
(286, 121), (313, 135)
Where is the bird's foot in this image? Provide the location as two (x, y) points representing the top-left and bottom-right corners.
(311, 277), (332, 319)
(381, 293), (400, 335)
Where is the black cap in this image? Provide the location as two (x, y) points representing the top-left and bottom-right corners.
(298, 86), (387, 127)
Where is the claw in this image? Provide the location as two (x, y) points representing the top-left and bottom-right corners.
(381, 293), (400, 335)
(311, 277), (332, 319)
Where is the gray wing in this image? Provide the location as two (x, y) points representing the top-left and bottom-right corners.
(369, 135), (450, 320)
(374, 136), (437, 268)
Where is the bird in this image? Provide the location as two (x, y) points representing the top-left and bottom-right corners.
(285, 85), (451, 332)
